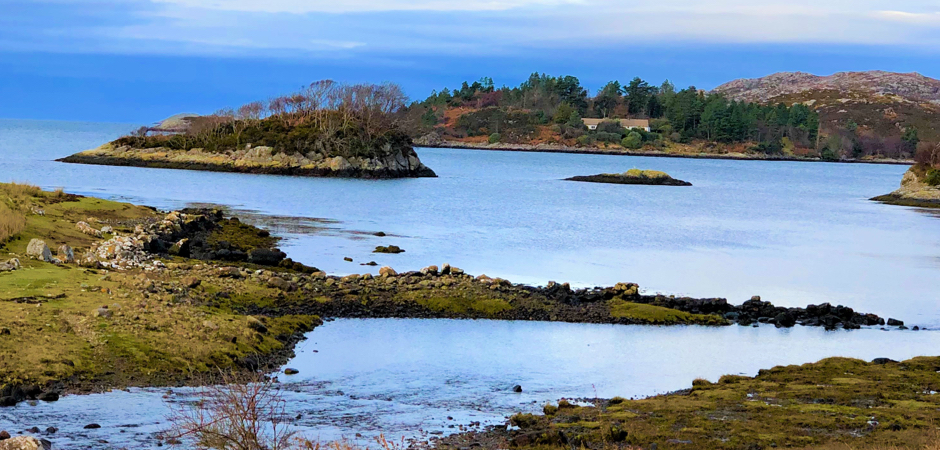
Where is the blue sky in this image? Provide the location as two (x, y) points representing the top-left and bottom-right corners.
(3, 0), (940, 123)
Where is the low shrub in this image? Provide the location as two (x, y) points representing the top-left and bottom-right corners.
(621, 131), (643, 149)
(925, 169), (940, 186)
(488, 133), (501, 144)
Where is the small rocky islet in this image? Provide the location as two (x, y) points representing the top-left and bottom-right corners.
(565, 169), (692, 186)
(58, 81), (437, 179)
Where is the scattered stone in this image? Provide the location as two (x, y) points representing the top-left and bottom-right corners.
(887, 318), (904, 326)
(94, 307), (113, 319)
(43, 428), (55, 435)
(374, 245), (404, 254)
(513, 385), (523, 393)
(361, 261), (378, 266)
(284, 368), (300, 375)
(100, 225), (114, 234)
(0, 431), (8, 440)
(36, 392), (58, 402)
(168, 238), (190, 257)
(25, 240), (53, 263)
(218, 267), (243, 278)
(374, 232), (387, 237)
(344, 257), (354, 262)
(247, 316), (268, 334)
(202, 321), (219, 331)
(421, 265), (439, 276)
(83, 423), (101, 429)
(774, 312), (796, 328)
(0, 259), (20, 272)
(76, 221), (103, 237)
(379, 266), (398, 277)
(56, 245), (74, 264)
(181, 277), (201, 288)
(267, 277), (294, 291)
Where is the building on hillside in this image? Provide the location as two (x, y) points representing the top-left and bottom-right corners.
(582, 118), (651, 132)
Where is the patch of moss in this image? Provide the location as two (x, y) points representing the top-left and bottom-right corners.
(609, 299), (727, 325)
(465, 356), (940, 450)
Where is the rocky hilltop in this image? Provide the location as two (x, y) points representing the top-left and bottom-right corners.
(59, 142), (436, 179)
(713, 70), (940, 147)
(714, 71), (940, 104)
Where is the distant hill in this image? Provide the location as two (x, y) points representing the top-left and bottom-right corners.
(713, 71), (940, 152)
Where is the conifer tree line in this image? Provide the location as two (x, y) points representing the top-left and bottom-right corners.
(401, 73), (822, 153)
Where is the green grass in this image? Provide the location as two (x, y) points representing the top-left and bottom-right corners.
(0, 183), (320, 388)
(491, 356), (940, 450)
(609, 299), (727, 325)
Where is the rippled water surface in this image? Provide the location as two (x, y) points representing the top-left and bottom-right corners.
(1, 118), (939, 448)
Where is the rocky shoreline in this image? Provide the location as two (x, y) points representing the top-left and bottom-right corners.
(871, 164), (940, 208)
(57, 143), (437, 179)
(415, 138), (914, 165)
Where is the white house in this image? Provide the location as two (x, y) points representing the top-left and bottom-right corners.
(582, 118), (651, 132)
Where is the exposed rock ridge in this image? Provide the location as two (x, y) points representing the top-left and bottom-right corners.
(713, 71), (940, 104)
(58, 143), (437, 179)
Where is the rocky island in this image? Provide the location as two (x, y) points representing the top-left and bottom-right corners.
(58, 81), (437, 179)
(565, 169), (692, 186)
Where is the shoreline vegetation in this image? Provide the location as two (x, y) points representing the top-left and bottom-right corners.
(58, 80), (437, 179)
(416, 139), (915, 165)
(401, 72), (931, 167)
(438, 356), (940, 450)
(0, 183), (902, 409)
(872, 152), (940, 208)
(565, 169), (692, 186)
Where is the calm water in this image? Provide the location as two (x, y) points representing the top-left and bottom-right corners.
(1, 118), (940, 447)
(1, 119), (936, 322)
(3, 319), (940, 449)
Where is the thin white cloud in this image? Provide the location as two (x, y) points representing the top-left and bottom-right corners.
(5, 0), (940, 57)
(874, 10), (940, 24)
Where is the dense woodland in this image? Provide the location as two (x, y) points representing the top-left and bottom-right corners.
(399, 73), (927, 161)
(116, 81), (412, 159)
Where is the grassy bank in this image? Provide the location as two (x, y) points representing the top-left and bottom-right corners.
(439, 357), (940, 450)
(0, 183), (319, 392)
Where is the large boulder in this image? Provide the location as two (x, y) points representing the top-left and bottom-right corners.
(0, 436), (51, 450)
(26, 240), (53, 263)
(248, 248), (286, 266)
(329, 156), (352, 172)
(0, 259), (19, 273)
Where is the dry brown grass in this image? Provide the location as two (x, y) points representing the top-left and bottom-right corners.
(0, 182), (39, 242)
(167, 373), (409, 450)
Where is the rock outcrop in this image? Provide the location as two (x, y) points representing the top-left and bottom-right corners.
(58, 143), (437, 179)
(872, 165), (940, 208)
(25, 240), (54, 263)
(0, 436), (50, 450)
